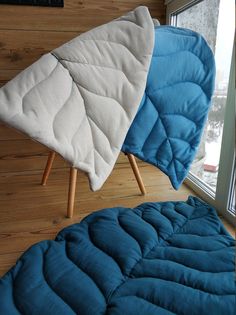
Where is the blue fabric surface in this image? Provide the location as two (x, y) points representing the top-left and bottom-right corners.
(122, 26), (216, 189)
(0, 197), (235, 314)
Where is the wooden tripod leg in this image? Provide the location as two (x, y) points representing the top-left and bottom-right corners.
(67, 167), (78, 218)
(127, 153), (146, 195)
(41, 151), (56, 186)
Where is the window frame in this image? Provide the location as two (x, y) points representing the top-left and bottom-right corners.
(166, 0), (236, 226)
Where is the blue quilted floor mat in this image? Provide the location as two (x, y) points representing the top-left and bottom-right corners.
(122, 26), (215, 189)
(0, 197), (235, 314)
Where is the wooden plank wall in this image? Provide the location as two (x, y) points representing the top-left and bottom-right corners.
(0, 0), (166, 174)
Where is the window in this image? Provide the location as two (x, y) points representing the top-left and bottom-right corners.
(166, 0), (235, 225)
(228, 163), (235, 215)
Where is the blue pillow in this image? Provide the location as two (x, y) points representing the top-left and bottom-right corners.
(122, 26), (215, 189)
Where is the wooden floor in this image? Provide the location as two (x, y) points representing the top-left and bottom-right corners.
(0, 153), (234, 276)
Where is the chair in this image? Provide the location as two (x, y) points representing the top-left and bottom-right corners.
(41, 25), (215, 218)
(41, 152), (146, 218)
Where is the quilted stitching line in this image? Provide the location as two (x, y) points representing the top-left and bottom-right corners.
(113, 18), (145, 29)
(164, 203), (195, 233)
(63, 242), (107, 303)
(140, 153), (188, 174)
(145, 94), (187, 173)
(64, 38), (145, 65)
(52, 52), (129, 114)
(135, 203), (193, 258)
(168, 137), (195, 151)
(51, 52), (121, 175)
(87, 117), (115, 170)
(21, 61), (59, 115)
(85, 228), (127, 302)
(159, 207), (180, 231)
(11, 273), (23, 315)
(58, 64), (112, 174)
(175, 233), (231, 237)
(74, 83), (127, 167)
(140, 211), (175, 239)
(94, 148), (112, 167)
(124, 29), (215, 183)
(87, 224), (125, 275)
(167, 206), (189, 220)
(107, 205), (193, 305)
(104, 210), (178, 303)
(139, 113), (161, 151)
(138, 95), (170, 157)
(155, 28), (202, 38)
(135, 203), (179, 235)
(148, 81), (210, 100)
(87, 116), (115, 152)
(157, 88), (203, 124)
(153, 28), (216, 81)
(52, 80), (75, 141)
(136, 203), (186, 238)
(52, 56), (135, 86)
(73, 80), (131, 169)
(139, 214), (161, 242)
(152, 49), (204, 59)
(136, 130), (187, 176)
(159, 244), (235, 253)
(4, 200), (234, 315)
(42, 252), (77, 314)
(131, 276), (234, 296)
(70, 86), (97, 172)
(73, 79), (128, 117)
(162, 113), (198, 129)
(109, 295), (176, 315)
(47, 54), (97, 172)
(117, 216), (143, 255)
(71, 114), (88, 159)
(144, 256), (234, 274)
(152, 49), (211, 76)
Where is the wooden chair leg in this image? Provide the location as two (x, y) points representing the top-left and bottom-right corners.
(41, 151), (56, 186)
(67, 167), (78, 218)
(127, 153), (146, 195)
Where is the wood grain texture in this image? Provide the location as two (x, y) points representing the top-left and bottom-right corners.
(0, 154), (234, 276)
(127, 153), (147, 195)
(0, 1), (234, 278)
(0, 0), (166, 174)
(0, 0), (166, 76)
(0, 1), (166, 32)
(0, 30), (78, 71)
(0, 136), (69, 173)
(0, 153), (195, 276)
(41, 151), (56, 185)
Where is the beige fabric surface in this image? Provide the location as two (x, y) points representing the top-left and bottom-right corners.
(0, 6), (155, 190)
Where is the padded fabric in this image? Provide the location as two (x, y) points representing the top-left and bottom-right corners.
(0, 197), (235, 314)
(0, 6), (154, 191)
(122, 26), (216, 189)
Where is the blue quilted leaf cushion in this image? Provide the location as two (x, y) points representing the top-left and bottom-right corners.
(122, 26), (216, 189)
(0, 197), (235, 314)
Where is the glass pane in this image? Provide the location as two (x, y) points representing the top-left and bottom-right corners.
(229, 163), (235, 215)
(172, 0), (235, 192)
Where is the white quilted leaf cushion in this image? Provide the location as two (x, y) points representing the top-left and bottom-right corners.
(0, 6), (155, 190)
